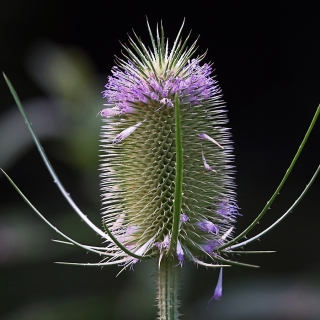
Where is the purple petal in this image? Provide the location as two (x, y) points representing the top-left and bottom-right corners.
(180, 213), (189, 223)
(201, 240), (221, 254)
(217, 200), (239, 217)
(198, 221), (219, 234)
(103, 57), (218, 112)
(201, 150), (216, 172)
(155, 235), (171, 251)
(162, 235), (170, 249)
(213, 268), (223, 300)
(176, 240), (184, 264)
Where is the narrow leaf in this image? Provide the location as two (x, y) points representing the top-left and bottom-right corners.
(219, 105), (320, 250)
(0, 169), (114, 257)
(229, 164), (320, 249)
(3, 73), (110, 241)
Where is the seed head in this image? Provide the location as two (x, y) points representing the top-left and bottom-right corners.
(99, 21), (237, 269)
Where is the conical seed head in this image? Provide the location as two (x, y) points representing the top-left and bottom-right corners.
(100, 22), (238, 263)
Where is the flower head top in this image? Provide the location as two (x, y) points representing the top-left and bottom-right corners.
(103, 59), (217, 112)
(99, 20), (238, 269)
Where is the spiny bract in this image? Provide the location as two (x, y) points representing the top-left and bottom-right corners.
(99, 20), (238, 269)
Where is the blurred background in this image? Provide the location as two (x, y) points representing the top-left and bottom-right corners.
(1, 1), (320, 319)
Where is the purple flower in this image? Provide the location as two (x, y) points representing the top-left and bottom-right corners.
(213, 268), (223, 300)
(162, 235), (170, 249)
(176, 240), (184, 264)
(201, 150), (216, 172)
(217, 200), (239, 218)
(197, 220), (219, 234)
(201, 240), (221, 254)
(155, 235), (171, 252)
(102, 60), (217, 114)
(180, 213), (189, 223)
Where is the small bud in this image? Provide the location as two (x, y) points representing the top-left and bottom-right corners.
(176, 240), (184, 265)
(155, 235), (171, 252)
(180, 213), (189, 223)
(199, 133), (224, 149)
(162, 235), (170, 249)
(112, 121), (143, 143)
(202, 150), (216, 172)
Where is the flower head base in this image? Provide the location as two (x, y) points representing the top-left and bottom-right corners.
(99, 20), (237, 270)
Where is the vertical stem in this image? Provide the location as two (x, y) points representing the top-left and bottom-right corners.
(158, 256), (180, 320)
(169, 93), (183, 254)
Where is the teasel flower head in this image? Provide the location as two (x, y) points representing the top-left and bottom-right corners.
(99, 20), (238, 272)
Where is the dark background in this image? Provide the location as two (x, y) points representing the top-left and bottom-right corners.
(1, 1), (319, 319)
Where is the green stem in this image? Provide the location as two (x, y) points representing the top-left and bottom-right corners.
(158, 256), (180, 320)
(169, 93), (183, 254)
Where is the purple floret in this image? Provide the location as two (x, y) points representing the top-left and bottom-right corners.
(201, 239), (221, 254)
(103, 60), (219, 112)
(176, 241), (184, 262)
(180, 213), (189, 223)
(213, 268), (223, 300)
(217, 200), (239, 218)
(198, 220), (219, 234)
